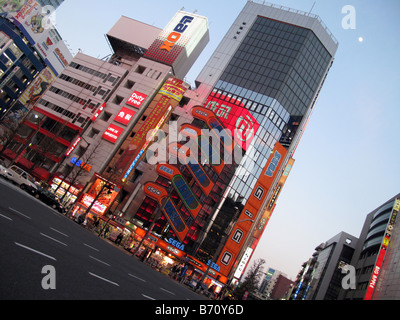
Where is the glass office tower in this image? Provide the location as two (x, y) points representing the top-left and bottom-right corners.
(189, 0), (338, 279)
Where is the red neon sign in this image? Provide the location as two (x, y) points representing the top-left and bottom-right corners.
(65, 137), (81, 157)
(102, 124), (123, 144)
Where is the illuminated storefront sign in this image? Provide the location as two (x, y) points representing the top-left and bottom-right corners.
(365, 198), (400, 300)
(253, 158), (295, 239)
(114, 107), (136, 125)
(102, 124), (123, 143)
(126, 91), (147, 108)
(144, 182), (189, 242)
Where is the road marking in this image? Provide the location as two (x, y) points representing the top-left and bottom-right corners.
(128, 273), (146, 282)
(142, 294), (155, 300)
(50, 227), (69, 237)
(160, 287), (176, 296)
(9, 207), (31, 220)
(84, 243), (99, 252)
(14, 242), (56, 261)
(88, 272), (119, 287)
(0, 213), (12, 221)
(40, 233), (68, 247)
(89, 255), (110, 266)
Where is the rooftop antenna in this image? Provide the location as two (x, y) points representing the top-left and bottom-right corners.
(309, 1), (316, 14)
(193, 9), (197, 14)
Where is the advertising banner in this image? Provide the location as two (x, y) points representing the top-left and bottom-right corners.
(204, 92), (260, 151)
(2, 0), (72, 75)
(144, 11), (208, 66)
(156, 163), (201, 220)
(115, 78), (189, 181)
(144, 182), (189, 242)
(253, 157), (295, 239)
(364, 198), (400, 300)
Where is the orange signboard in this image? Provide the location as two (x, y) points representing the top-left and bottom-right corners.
(169, 142), (214, 196)
(217, 142), (287, 277)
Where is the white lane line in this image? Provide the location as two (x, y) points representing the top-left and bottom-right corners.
(88, 272), (119, 287)
(0, 213), (12, 221)
(50, 227), (69, 238)
(84, 243), (99, 252)
(142, 294), (156, 300)
(9, 207), (31, 220)
(128, 273), (146, 282)
(40, 233), (68, 247)
(160, 287), (176, 296)
(14, 242), (56, 261)
(89, 255), (110, 266)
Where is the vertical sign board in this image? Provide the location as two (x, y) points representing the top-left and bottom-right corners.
(114, 78), (189, 181)
(144, 182), (189, 242)
(144, 11), (208, 67)
(203, 93), (260, 151)
(217, 142), (287, 277)
(156, 164), (201, 220)
(364, 198), (400, 300)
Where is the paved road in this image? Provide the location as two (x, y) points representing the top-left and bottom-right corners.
(0, 178), (204, 300)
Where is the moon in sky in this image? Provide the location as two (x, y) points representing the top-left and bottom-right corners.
(358, 37), (364, 42)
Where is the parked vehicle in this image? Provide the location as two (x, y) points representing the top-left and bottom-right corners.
(7, 165), (38, 191)
(0, 159), (12, 180)
(31, 186), (66, 213)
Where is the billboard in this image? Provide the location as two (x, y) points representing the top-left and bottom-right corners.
(156, 163), (201, 220)
(253, 157), (295, 239)
(102, 124), (123, 144)
(204, 92), (260, 151)
(115, 78), (189, 182)
(2, 0), (72, 75)
(80, 174), (120, 214)
(217, 142), (287, 277)
(144, 182), (189, 242)
(144, 11), (208, 66)
(114, 107), (136, 126)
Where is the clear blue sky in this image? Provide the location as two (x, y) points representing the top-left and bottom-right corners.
(55, 0), (400, 280)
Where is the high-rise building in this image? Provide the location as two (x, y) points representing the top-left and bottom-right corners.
(181, 0), (338, 282)
(339, 194), (400, 300)
(290, 232), (357, 300)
